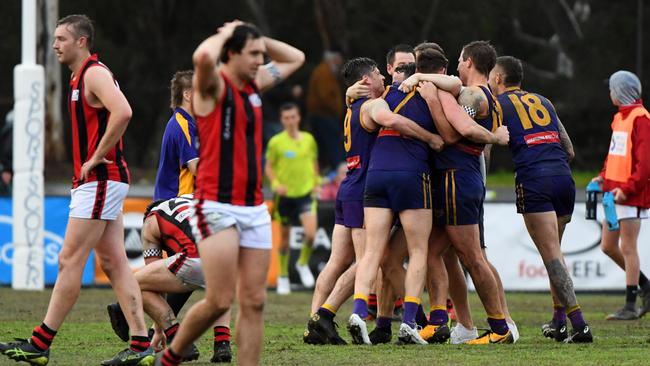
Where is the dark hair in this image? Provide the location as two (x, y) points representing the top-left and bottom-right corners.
(170, 70), (193, 109)
(462, 40), (497, 77)
(341, 57), (378, 87)
(414, 42), (445, 55)
(279, 102), (300, 116)
(495, 56), (523, 87)
(219, 24), (263, 63)
(386, 44), (414, 66)
(416, 48), (448, 74)
(394, 63), (416, 78)
(57, 14), (94, 50)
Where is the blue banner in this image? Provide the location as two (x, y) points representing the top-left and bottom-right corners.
(0, 197), (95, 285)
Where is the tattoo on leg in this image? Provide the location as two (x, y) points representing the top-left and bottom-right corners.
(546, 259), (577, 308)
(163, 308), (175, 328)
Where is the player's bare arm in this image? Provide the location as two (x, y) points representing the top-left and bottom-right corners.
(141, 216), (163, 265)
(186, 159), (199, 175)
(345, 80), (371, 106)
(399, 73), (462, 96)
(256, 37), (305, 91)
(80, 66), (132, 180)
(417, 81), (462, 144)
(557, 119), (575, 162)
(437, 89), (509, 145)
(363, 98), (445, 152)
(192, 21), (242, 114)
(264, 157), (286, 196)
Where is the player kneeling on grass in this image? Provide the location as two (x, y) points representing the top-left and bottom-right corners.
(107, 196), (233, 363)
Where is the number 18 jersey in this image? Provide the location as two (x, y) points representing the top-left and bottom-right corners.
(498, 87), (571, 180)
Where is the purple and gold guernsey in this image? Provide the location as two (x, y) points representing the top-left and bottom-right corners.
(435, 85), (502, 173)
(497, 87), (571, 180)
(368, 85), (437, 173)
(337, 97), (378, 201)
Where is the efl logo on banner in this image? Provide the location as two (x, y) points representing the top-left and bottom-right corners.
(469, 203), (650, 291)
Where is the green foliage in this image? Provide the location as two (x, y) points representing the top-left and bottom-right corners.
(0, 0), (647, 176)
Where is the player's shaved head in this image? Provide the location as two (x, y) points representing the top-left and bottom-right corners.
(495, 56), (523, 87)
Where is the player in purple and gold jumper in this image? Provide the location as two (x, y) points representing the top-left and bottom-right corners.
(489, 55), (592, 343)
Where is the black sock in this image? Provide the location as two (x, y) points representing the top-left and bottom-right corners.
(317, 307), (335, 320)
(130, 335), (150, 352)
(626, 285), (638, 309)
(640, 272), (650, 291)
(166, 292), (193, 317)
(164, 323), (180, 340)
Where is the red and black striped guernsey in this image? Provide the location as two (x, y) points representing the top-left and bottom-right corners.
(194, 71), (264, 206)
(68, 54), (130, 189)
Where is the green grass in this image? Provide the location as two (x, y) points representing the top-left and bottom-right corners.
(487, 170), (600, 189)
(1, 288), (649, 365)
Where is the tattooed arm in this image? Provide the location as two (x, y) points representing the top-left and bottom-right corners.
(557, 119), (575, 162)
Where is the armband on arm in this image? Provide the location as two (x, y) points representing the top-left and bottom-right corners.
(265, 63), (282, 85)
(143, 248), (163, 259)
(462, 105), (477, 119)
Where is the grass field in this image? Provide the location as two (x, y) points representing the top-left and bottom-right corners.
(1, 288), (649, 365)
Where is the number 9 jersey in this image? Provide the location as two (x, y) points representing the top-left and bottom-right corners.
(498, 87), (571, 180)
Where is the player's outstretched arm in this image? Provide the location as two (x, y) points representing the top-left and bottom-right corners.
(256, 37), (305, 91)
(438, 90), (509, 145)
(79, 66), (132, 180)
(364, 98), (444, 152)
(399, 73), (462, 96)
(557, 119), (575, 162)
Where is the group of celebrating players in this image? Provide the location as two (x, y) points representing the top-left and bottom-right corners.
(9, 10), (650, 366)
(301, 39), (594, 348)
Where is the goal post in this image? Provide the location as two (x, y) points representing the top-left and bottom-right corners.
(12, 0), (45, 290)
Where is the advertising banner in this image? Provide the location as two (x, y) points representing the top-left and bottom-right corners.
(0, 197), (95, 286)
(475, 203), (650, 291)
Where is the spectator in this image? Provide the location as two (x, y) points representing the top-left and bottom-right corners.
(319, 161), (347, 201)
(306, 49), (345, 172)
(0, 110), (13, 196)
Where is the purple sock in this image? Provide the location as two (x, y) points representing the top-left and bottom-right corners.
(553, 306), (567, 324)
(428, 309), (448, 326)
(567, 307), (587, 329)
(376, 316), (391, 329)
(487, 317), (509, 335)
(403, 301), (419, 328)
(352, 298), (368, 319)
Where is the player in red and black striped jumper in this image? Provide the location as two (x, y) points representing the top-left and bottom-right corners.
(105, 195), (233, 363)
(157, 21), (304, 366)
(0, 15), (153, 366)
